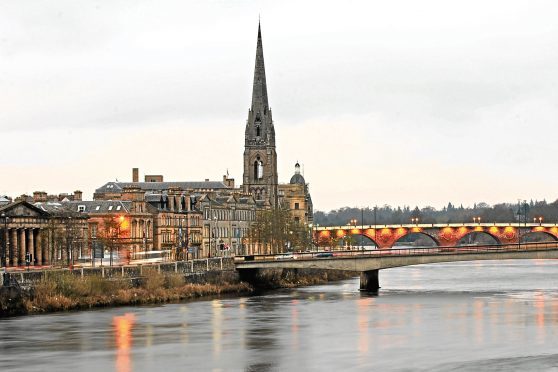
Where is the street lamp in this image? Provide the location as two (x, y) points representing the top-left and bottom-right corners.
(411, 217), (419, 226)
(349, 219), (357, 250)
(473, 217), (481, 224)
(210, 216), (217, 258)
(314, 223), (320, 252)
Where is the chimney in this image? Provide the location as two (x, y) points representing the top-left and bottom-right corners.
(132, 168), (139, 182)
(223, 175), (235, 188)
(33, 191), (48, 203)
(73, 190), (82, 201)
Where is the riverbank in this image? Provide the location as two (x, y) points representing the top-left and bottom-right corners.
(1, 269), (251, 317)
(1, 259), (358, 317)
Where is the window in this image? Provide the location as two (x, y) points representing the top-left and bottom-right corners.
(256, 125), (261, 137)
(95, 206), (100, 211)
(108, 206), (113, 211)
(294, 203), (300, 210)
(116, 205), (121, 211)
(78, 205), (86, 212)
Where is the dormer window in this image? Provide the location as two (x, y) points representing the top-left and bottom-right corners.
(78, 205), (86, 212)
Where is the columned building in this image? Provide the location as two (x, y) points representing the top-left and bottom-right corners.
(0, 200), (88, 267)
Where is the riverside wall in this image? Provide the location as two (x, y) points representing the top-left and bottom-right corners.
(2, 257), (236, 287)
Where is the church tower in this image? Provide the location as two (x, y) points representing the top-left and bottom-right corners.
(243, 22), (278, 207)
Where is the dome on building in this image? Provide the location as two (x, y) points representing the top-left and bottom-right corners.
(289, 162), (305, 185)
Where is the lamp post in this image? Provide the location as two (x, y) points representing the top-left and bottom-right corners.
(517, 199), (527, 249)
(210, 216), (217, 258)
(538, 217), (543, 226)
(349, 219), (357, 250)
(473, 217), (481, 224)
(360, 207), (364, 251)
(411, 217), (419, 226)
(1, 212), (8, 268)
(374, 206), (377, 249)
(315, 223), (319, 252)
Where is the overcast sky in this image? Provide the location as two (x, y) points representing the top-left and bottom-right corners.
(1, 0), (558, 211)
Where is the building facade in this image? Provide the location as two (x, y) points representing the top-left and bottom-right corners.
(1, 200), (88, 267)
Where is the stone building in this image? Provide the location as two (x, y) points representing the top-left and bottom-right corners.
(278, 162), (313, 225)
(241, 23), (313, 225)
(197, 191), (257, 257)
(242, 23), (278, 207)
(64, 186), (204, 261)
(0, 200), (88, 267)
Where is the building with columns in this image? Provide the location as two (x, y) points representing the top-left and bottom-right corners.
(0, 200), (88, 267)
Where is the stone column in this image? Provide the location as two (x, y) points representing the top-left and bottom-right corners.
(35, 229), (42, 265)
(19, 229), (26, 266)
(42, 232), (49, 265)
(360, 269), (380, 292)
(2, 228), (7, 266)
(10, 229), (17, 266)
(28, 229), (35, 265)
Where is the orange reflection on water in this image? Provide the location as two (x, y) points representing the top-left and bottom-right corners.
(113, 313), (136, 372)
(534, 291), (546, 344)
(473, 299), (484, 344)
(357, 297), (373, 355)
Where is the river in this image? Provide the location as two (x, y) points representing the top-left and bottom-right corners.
(1, 259), (558, 371)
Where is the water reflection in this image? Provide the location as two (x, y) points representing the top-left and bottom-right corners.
(1, 260), (558, 372)
(112, 313), (136, 372)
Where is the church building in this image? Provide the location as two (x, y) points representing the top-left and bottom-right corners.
(242, 23), (313, 224)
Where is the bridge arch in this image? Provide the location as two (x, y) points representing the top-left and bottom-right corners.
(341, 232), (378, 249)
(457, 231), (501, 246)
(520, 231), (558, 243)
(394, 232), (439, 248)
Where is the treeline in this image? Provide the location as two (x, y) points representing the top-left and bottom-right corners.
(314, 199), (558, 226)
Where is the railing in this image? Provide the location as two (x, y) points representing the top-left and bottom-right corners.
(316, 223), (558, 231)
(234, 241), (558, 263)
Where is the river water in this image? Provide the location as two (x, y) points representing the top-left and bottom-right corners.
(1, 259), (558, 371)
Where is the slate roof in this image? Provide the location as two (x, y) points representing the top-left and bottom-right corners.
(62, 200), (131, 214)
(95, 181), (229, 194)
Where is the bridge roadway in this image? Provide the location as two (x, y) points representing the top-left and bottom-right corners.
(235, 242), (558, 291)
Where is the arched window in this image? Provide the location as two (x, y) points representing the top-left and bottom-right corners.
(256, 125), (261, 137)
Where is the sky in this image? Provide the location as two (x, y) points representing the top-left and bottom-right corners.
(1, 0), (558, 212)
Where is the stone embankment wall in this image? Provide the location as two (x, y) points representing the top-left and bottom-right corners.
(3, 257), (235, 287)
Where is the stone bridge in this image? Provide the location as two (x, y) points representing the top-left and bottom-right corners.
(314, 223), (558, 249)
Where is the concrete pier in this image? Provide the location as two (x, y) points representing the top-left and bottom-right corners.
(360, 269), (380, 292)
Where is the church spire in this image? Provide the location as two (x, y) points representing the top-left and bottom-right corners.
(251, 22), (269, 112)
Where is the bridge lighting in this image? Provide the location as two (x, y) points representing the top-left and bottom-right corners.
(411, 218), (419, 226)
(473, 217), (481, 224)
